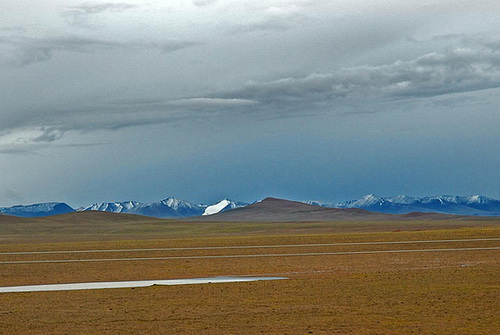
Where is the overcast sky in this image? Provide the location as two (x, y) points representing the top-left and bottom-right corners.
(1, 0), (499, 207)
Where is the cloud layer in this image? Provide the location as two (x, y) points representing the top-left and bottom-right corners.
(1, 0), (500, 206)
(227, 44), (500, 103)
(1, 32), (499, 148)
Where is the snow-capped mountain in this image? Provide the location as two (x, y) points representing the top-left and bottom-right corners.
(79, 197), (206, 218)
(83, 201), (141, 213)
(0, 202), (75, 217)
(0, 197), (249, 219)
(78, 197), (249, 218)
(202, 199), (248, 216)
(330, 194), (500, 216)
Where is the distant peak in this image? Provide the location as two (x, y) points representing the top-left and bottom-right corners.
(261, 197), (288, 202)
(162, 197), (181, 203)
(355, 194), (386, 206)
(466, 195), (489, 204)
(361, 194), (382, 199)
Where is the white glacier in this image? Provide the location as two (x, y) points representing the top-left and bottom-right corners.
(203, 199), (231, 216)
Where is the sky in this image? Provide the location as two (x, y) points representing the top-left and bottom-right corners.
(1, 0), (499, 207)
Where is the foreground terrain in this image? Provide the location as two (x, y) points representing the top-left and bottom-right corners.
(0, 215), (499, 334)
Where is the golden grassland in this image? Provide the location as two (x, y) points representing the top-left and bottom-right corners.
(0, 221), (499, 334)
(1, 210), (499, 244)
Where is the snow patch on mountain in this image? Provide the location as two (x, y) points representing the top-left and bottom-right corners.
(202, 199), (248, 216)
(203, 200), (231, 216)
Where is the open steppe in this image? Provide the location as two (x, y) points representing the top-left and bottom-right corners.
(0, 213), (499, 334)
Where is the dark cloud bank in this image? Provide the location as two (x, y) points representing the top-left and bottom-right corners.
(2, 36), (498, 148)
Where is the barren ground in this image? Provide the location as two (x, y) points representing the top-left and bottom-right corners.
(0, 223), (499, 334)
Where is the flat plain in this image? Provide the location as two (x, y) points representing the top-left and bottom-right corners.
(0, 214), (499, 334)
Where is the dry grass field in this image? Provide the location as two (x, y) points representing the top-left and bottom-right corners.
(0, 217), (499, 334)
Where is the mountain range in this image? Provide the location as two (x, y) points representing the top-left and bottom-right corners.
(309, 194), (500, 216)
(1, 194), (499, 218)
(0, 198), (247, 218)
(195, 197), (482, 222)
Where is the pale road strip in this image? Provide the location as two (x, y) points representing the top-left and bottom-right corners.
(0, 276), (288, 293)
(1, 247), (499, 264)
(1, 238), (499, 256)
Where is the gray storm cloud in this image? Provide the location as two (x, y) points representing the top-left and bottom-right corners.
(1, 36), (499, 147)
(229, 45), (500, 103)
(0, 97), (258, 149)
